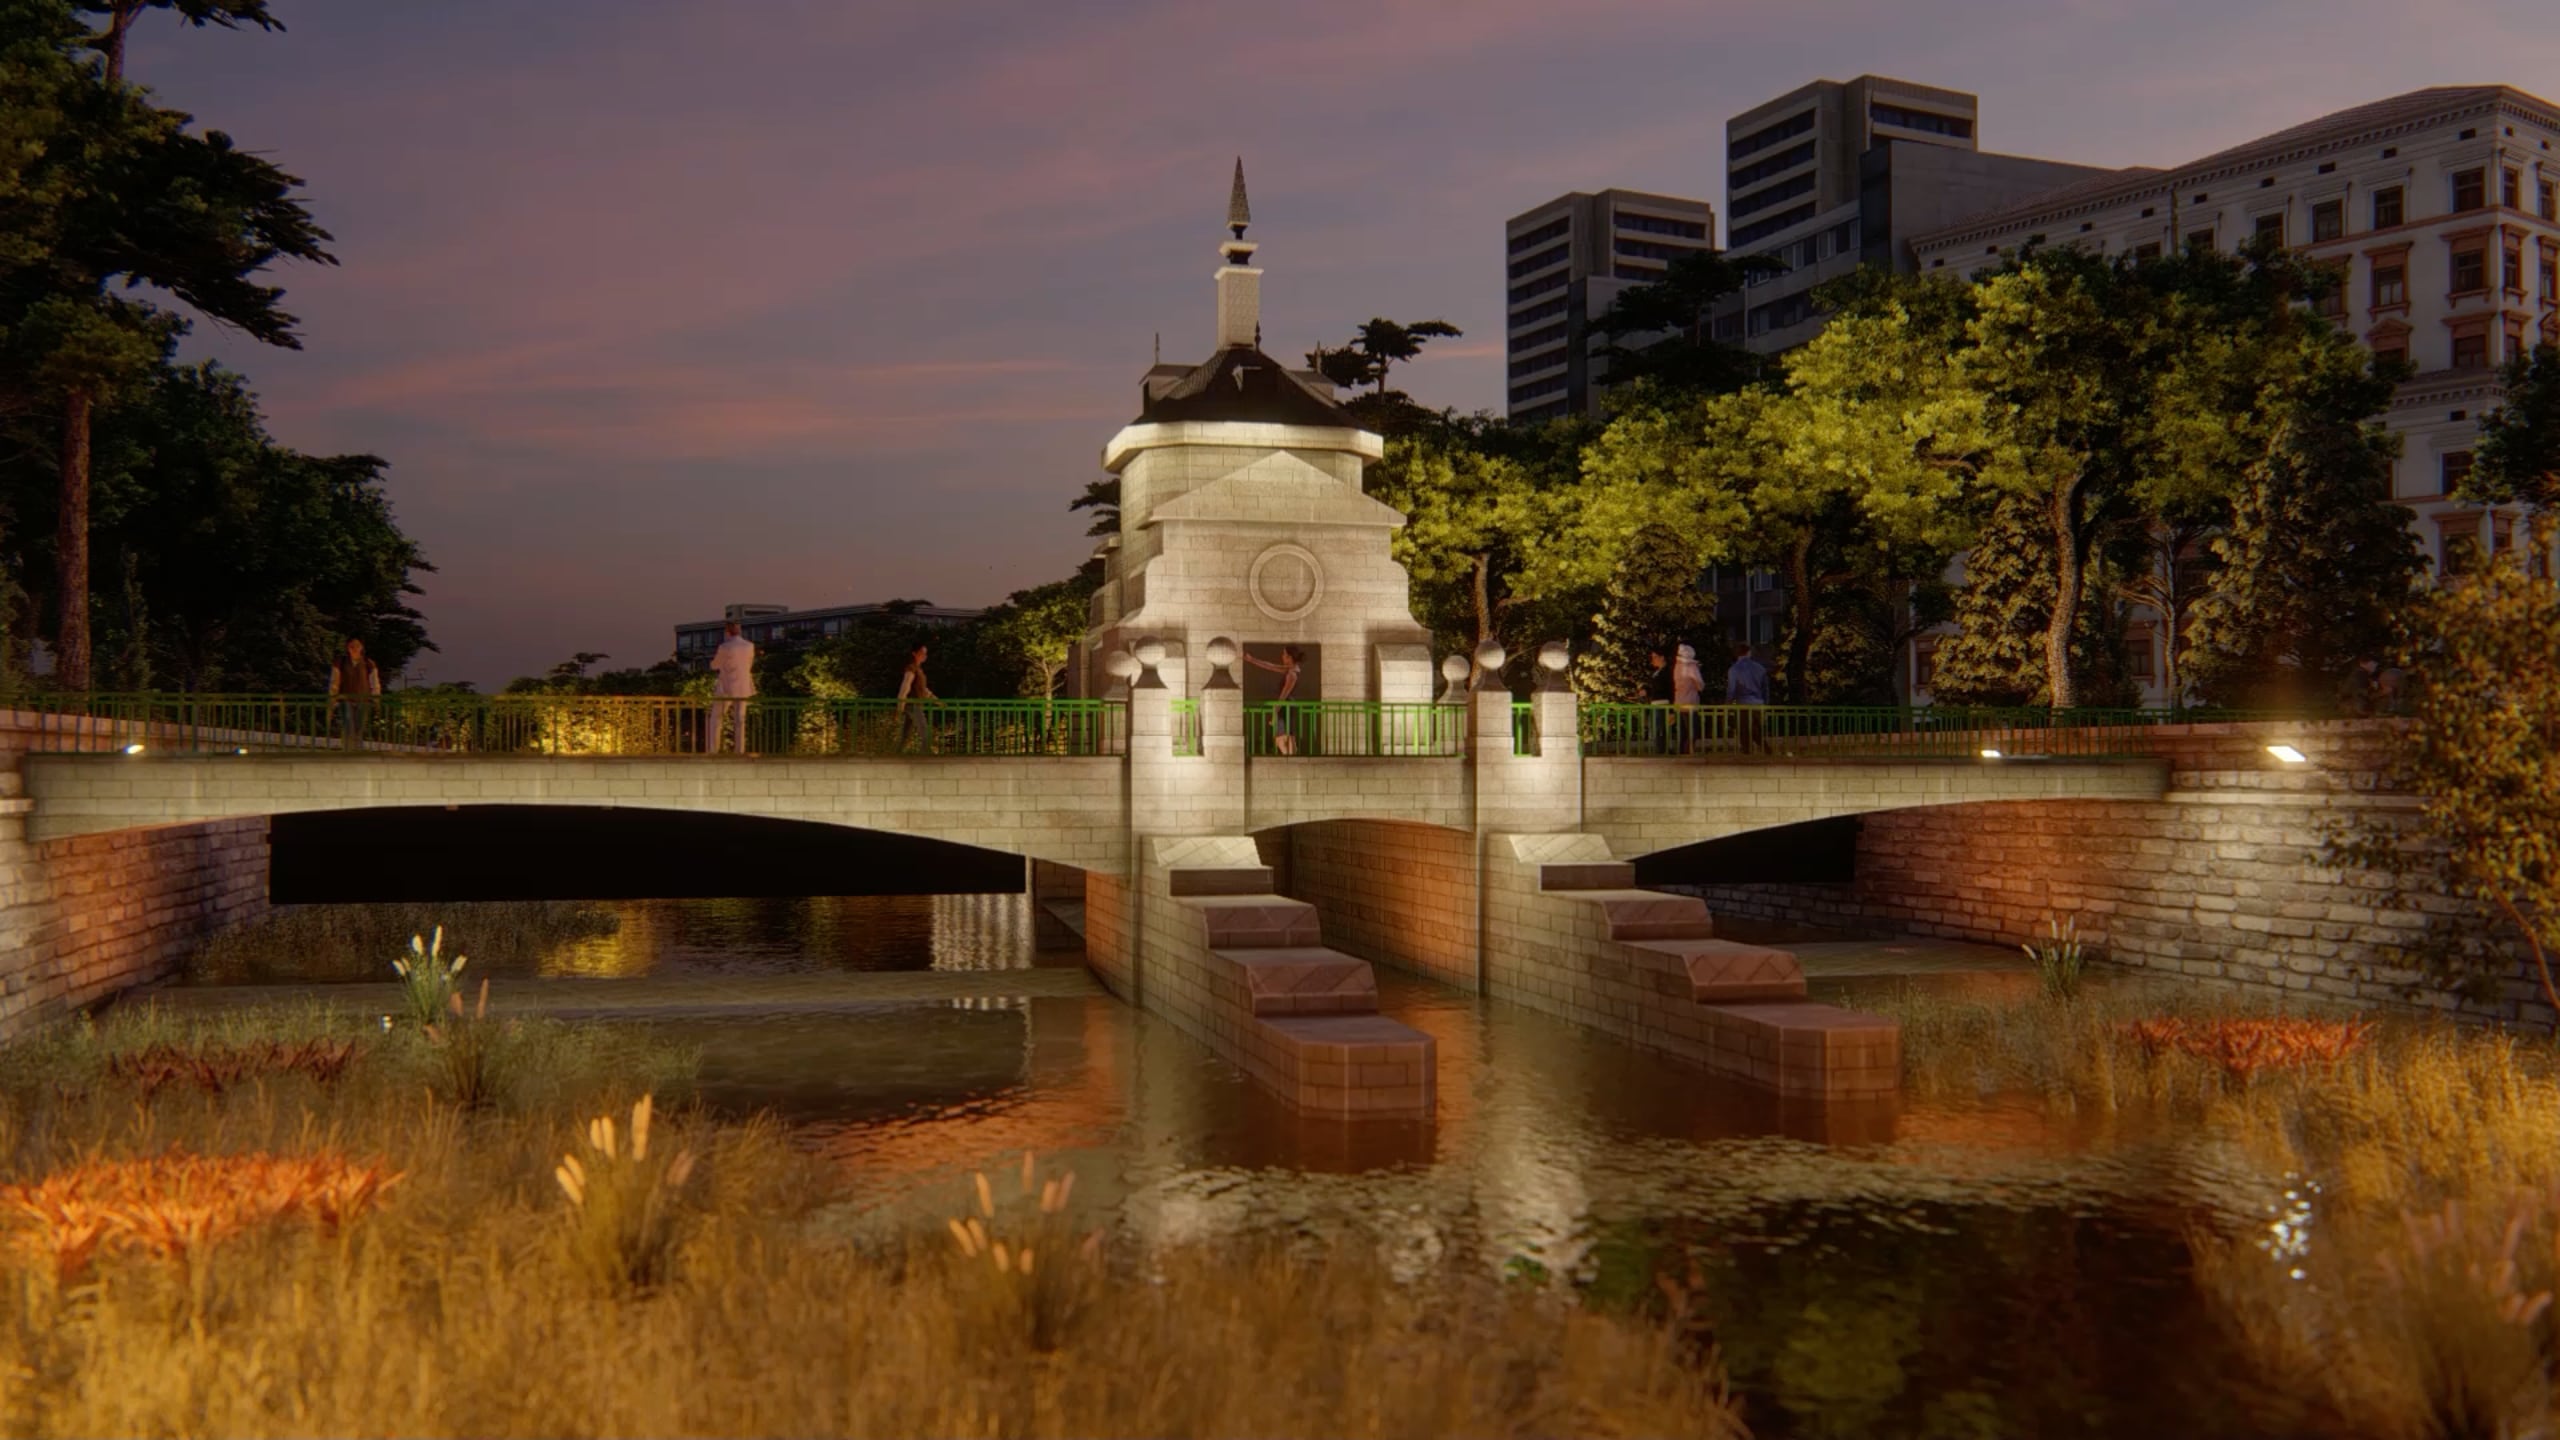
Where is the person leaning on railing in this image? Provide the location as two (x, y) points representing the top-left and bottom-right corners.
(896, 643), (938, 753)
(328, 638), (380, 750)
(1724, 642), (1771, 755)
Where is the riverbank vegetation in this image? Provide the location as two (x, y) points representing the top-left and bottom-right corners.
(1882, 977), (2560, 1437)
(188, 901), (622, 985)
(0, 997), (1743, 1438)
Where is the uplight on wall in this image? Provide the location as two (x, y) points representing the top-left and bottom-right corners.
(2267, 744), (2309, 764)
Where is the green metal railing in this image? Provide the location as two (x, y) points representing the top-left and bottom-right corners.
(13, 693), (1127, 759)
(1170, 698), (1202, 757)
(1512, 702), (1536, 757)
(1245, 701), (1467, 758)
(1576, 703), (2312, 760)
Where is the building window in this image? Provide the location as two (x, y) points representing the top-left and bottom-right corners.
(1506, 245), (1567, 280)
(1732, 173), (1817, 219)
(2314, 271), (2347, 320)
(2127, 629), (2156, 682)
(2440, 522), (2484, 576)
(2372, 261), (2408, 308)
(1870, 102), (1974, 140)
(2543, 258), (2558, 300)
(1614, 237), (1696, 262)
(1509, 320), (1568, 354)
(2441, 451), (2475, 496)
(2373, 186), (2404, 229)
(1730, 109), (1814, 161)
(1611, 262), (1664, 281)
(2453, 330), (2490, 369)
(2311, 199), (2344, 242)
(1729, 141), (1818, 190)
(2452, 245), (2488, 296)
(2254, 213), (2286, 246)
(1512, 297), (1567, 326)
(2507, 318), (2528, 359)
(1507, 216), (1570, 254)
(2543, 179), (2558, 221)
(2185, 228), (2215, 252)
(1507, 377), (1569, 405)
(1749, 568), (1777, 592)
(2371, 344), (2408, 371)
(2453, 168), (2487, 212)
(1616, 212), (1708, 240)
(1730, 204), (1818, 248)
(1507, 271), (1569, 305)
(2503, 168), (2522, 209)
(2133, 241), (2163, 261)
(2506, 243), (2526, 294)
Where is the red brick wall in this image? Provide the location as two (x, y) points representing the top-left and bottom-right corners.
(0, 711), (272, 1035)
(1267, 820), (1479, 990)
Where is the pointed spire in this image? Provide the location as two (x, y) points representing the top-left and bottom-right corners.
(1227, 157), (1251, 239)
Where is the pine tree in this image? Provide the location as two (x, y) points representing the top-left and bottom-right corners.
(2182, 350), (2423, 709)
(1572, 523), (1712, 702)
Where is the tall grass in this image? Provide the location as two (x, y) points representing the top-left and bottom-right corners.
(190, 901), (621, 984)
(1887, 975), (2560, 1436)
(0, 1002), (1743, 1438)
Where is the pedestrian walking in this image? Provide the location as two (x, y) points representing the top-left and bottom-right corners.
(705, 622), (755, 754)
(328, 638), (381, 750)
(1243, 646), (1304, 755)
(1642, 648), (1675, 753)
(1725, 642), (1772, 754)
(1672, 642), (1706, 752)
(896, 643), (937, 751)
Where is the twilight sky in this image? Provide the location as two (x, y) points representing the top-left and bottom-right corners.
(128, 0), (2560, 688)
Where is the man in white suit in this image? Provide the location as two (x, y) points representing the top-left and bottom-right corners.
(705, 622), (755, 755)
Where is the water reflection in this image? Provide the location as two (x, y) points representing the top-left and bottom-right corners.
(534, 894), (1042, 977)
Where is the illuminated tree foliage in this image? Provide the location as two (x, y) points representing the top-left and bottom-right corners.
(2180, 346), (2423, 709)
(2325, 559), (2560, 1017)
(1572, 522), (1710, 703)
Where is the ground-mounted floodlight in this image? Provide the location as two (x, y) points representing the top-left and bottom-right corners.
(1980, 748), (2003, 760)
(122, 743), (144, 756)
(2267, 744), (2309, 764)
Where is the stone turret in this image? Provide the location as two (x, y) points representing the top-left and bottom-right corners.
(1080, 163), (1435, 707)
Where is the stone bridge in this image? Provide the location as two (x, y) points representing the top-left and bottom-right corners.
(3, 685), (2169, 1117)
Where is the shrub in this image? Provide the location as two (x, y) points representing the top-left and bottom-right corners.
(2020, 916), (2090, 999)
(390, 927), (467, 1030)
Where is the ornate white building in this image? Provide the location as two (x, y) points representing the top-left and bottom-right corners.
(1079, 164), (1437, 706)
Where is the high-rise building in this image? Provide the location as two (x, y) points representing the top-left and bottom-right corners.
(1911, 84), (2560, 593)
(1503, 189), (1717, 422)
(1713, 77), (2112, 356)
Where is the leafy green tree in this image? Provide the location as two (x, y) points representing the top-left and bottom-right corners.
(2181, 344), (2423, 709)
(1958, 245), (2322, 706)
(2467, 340), (2560, 572)
(1572, 522), (1711, 701)
(0, 4), (332, 687)
(1305, 317), (1461, 398)
(1929, 492), (2139, 706)
(978, 573), (1098, 697)
(1592, 250), (1778, 399)
(2325, 558), (2560, 1016)
(1368, 421), (1556, 657)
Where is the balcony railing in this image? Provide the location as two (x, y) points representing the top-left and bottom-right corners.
(1245, 701), (1467, 758)
(12, 693), (1127, 759)
(1577, 703), (2308, 760)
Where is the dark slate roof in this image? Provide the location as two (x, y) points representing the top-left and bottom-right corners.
(1136, 346), (1353, 427)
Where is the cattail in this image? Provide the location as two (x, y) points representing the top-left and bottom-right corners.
(992, 1241), (1011, 1272)
(966, 1218), (988, 1255)
(948, 1217), (979, 1255)
(974, 1172), (994, 1219)
(632, 1095), (654, 1163)
(1020, 1151), (1037, 1197)
(1018, 1247), (1035, 1276)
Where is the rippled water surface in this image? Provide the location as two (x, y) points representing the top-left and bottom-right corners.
(244, 897), (2290, 1437)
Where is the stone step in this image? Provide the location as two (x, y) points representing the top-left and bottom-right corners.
(1245, 1012), (1436, 1116)
(1625, 937), (1807, 1002)
(1169, 865), (1277, 897)
(1697, 1001), (1900, 1101)
(1187, 894), (1323, 949)
(1564, 888), (1715, 942)
(1537, 861), (1636, 892)
(1208, 946), (1379, 1017)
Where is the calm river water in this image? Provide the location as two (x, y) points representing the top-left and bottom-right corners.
(248, 896), (2291, 1438)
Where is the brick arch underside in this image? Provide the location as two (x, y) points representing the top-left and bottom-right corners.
(268, 805), (1041, 903)
(19, 755), (1130, 873)
(1583, 758), (2171, 862)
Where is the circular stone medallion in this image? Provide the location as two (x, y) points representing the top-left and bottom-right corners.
(1246, 543), (1325, 622)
